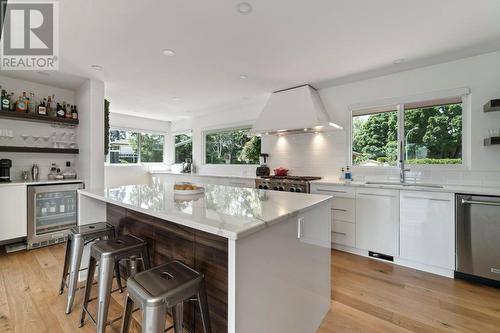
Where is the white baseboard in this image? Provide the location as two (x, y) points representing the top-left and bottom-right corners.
(331, 243), (454, 278)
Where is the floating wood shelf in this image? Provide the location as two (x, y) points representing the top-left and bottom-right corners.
(0, 146), (79, 154)
(484, 137), (500, 146)
(0, 111), (79, 125)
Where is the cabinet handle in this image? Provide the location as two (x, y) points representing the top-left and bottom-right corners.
(357, 192), (396, 198)
(332, 231), (347, 236)
(332, 208), (347, 212)
(317, 189), (347, 193)
(461, 199), (500, 207)
(403, 195), (451, 202)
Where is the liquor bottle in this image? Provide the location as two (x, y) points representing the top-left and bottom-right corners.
(28, 92), (36, 113)
(50, 94), (57, 116)
(72, 105), (78, 120)
(16, 95), (27, 112)
(1, 89), (9, 111)
(47, 96), (56, 117)
(37, 99), (47, 115)
(65, 103), (72, 118)
(9, 92), (15, 111)
(56, 102), (65, 117)
(22, 92), (29, 113)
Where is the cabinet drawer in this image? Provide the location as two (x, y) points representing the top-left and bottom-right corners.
(311, 185), (356, 198)
(331, 197), (355, 222)
(331, 220), (355, 247)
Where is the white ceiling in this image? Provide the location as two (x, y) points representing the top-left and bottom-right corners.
(4, 0), (500, 121)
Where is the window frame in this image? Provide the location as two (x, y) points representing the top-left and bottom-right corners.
(107, 127), (167, 165)
(348, 88), (470, 170)
(202, 123), (261, 166)
(172, 130), (193, 164)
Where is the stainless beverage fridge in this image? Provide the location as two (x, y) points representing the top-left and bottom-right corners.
(27, 182), (84, 249)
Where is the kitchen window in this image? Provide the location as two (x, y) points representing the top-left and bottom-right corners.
(174, 132), (193, 164)
(351, 95), (464, 167)
(204, 127), (261, 165)
(109, 129), (165, 164)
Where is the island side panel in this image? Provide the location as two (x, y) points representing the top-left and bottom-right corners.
(232, 201), (331, 333)
(106, 203), (228, 333)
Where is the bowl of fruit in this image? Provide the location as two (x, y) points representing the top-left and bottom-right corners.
(173, 182), (205, 196)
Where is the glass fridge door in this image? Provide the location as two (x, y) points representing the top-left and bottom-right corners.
(35, 189), (78, 235)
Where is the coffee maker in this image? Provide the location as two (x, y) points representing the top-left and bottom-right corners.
(0, 159), (12, 182)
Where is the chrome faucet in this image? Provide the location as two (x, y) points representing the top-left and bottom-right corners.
(400, 162), (410, 183)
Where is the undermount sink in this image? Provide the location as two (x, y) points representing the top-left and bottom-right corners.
(365, 181), (444, 189)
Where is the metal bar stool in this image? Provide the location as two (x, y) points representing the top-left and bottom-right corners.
(59, 222), (124, 314)
(79, 234), (150, 333)
(120, 260), (212, 333)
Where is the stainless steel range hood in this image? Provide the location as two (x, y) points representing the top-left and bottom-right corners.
(250, 84), (343, 135)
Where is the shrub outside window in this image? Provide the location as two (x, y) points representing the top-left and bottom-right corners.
(352, 96), (464, 167)
(109, 129), (165, 164)
(175, 133), (193, 164)
(205, 127), (261, 165)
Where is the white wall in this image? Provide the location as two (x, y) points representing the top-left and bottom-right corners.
(104, 112), (171, 187)
(0, 75), (77, 180)
(76, 79), (105, 188)
(171, 51), (500, 185)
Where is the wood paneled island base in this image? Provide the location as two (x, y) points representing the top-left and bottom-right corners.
(107, 203), (228, 333)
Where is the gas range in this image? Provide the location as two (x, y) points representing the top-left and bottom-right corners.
(255, 176), (321, 193)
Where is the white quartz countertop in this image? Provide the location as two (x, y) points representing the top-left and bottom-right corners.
(79, 181), (331, 240)
(311, 178), (500, 196)
(0, 179), (84, 187)
(150, 170), (257, 180)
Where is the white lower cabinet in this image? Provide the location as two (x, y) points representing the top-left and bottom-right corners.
(331, 220), (355, 247)
(355, 188), (399, 256)
(0, 185), (27, 242)
(399, 191), (455, 270)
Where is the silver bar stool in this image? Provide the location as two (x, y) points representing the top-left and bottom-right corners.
(79, 234), (150, 333)
(120, 260), (212, 333)
(59, 222), (124, 314)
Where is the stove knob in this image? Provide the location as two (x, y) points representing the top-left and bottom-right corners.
(295, 188), (302, 193)
(258, 185), (264, 189)
(289, 188), (295, 192)
(278, 186), (285, 191)
(273, 186), (279, 191)
(263, 185), (269, 190)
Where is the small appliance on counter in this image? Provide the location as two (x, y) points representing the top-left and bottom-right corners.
(182, 159), (192, 173)
(256, 153), (270, 177)
(0, 159), (12, 182)
(273, 167), (289, 177)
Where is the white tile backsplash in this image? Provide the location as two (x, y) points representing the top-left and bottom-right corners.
(262, 132), (500, 186)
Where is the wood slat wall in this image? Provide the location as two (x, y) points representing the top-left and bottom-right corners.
(106, 203), (229, 333)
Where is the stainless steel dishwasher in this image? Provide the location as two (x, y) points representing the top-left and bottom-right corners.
(456, 194), (500, 287)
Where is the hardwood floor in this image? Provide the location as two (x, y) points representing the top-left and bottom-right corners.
(0, 245), (499, 332)
(318, 250), (500, 333)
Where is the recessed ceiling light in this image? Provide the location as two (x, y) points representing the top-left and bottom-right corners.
(239, 74), (248, 79)
(162, 49), (176, 56)
(393, 58), (405, 65)
(172, 97), (181, 101)
(237, 2), (253, 15)
(90, 64), (103, 71)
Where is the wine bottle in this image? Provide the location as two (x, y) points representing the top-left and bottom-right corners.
(37, 99), (47, 115)
(1, 89), (9, 111)
(72, 105), (78, 120)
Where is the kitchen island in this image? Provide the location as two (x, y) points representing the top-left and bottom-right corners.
(78, 179), (332, 333)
